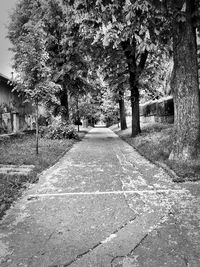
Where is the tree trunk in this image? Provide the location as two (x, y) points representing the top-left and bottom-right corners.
(35, 100), (39, 155)
(118, 90), (127, 130)
(77, 96), (80, 132)
(169, 0), (200, 161)
(122, 39), (148, 137)
(130, 81), (141, 136)
(60, 82), (69, 122)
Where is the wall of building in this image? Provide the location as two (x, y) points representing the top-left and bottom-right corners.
(0, 77), (35, 133)
(140, 96), (174, 124)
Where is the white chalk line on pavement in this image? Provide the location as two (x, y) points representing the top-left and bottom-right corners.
(28, 189), (188, 198)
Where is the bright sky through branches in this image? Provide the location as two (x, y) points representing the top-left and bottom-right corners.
(0, 0), (18, 78)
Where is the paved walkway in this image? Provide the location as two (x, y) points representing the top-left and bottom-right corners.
(0, 127), (200, 267)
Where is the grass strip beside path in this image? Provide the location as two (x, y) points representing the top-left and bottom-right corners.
(110, 122), (200, 183)
(0, 127), (91, 219)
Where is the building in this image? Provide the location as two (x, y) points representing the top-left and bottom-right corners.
(0, 73), (35, 134)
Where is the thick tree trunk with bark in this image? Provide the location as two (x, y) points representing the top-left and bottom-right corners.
(118, 90), (127, 130)
(76, 96), (80, 132)
(35, 100), (39, 155)
(122, 39), (148, 137)
(169, 0), (200, 161)
(60, 82), (69, 122)
(122, 40), (140, 136)
(130, 78), (141, 136)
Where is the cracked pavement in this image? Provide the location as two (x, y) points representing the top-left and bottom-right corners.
(0, 127), (200, 267)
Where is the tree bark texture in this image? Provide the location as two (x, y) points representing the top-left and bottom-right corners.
(118, 90), (127, 130)
(122, 40), (140, 136)
(130, 80), (141, 137)
(169, 0), (200, 161)
(122, 39), (148, 137)
(77, 97), (80, 132)
(35, 100), (39, 155)
(60, 82), (69, 122)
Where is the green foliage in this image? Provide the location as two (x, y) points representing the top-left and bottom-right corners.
(70, 93), (101, 122)
(140, 49), (173, 102)
(42, 0), (97, 120)
(40, 119), (78, 140)
(63, 0), (169, 135)
(38, 115), (49, 126)
(8, 0), (60, 102)
(100, 85), (119, 125)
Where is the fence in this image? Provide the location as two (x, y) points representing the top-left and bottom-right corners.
(140, 96), (174, 124)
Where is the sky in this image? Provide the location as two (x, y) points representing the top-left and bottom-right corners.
(0, 0), (18, 78)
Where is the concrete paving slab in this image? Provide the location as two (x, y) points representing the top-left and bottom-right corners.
(0, 164), (35, 175)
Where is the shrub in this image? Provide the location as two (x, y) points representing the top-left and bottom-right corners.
(40, 120), (78, 140)
(38, 115), (48, 126)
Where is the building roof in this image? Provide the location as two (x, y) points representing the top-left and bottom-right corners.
(0, 73), (13, 87)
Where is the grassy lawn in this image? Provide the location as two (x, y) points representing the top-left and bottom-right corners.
(0, 127), (91, 219)
(0, 134), (75, 172)
(111, 121), (200, 182)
